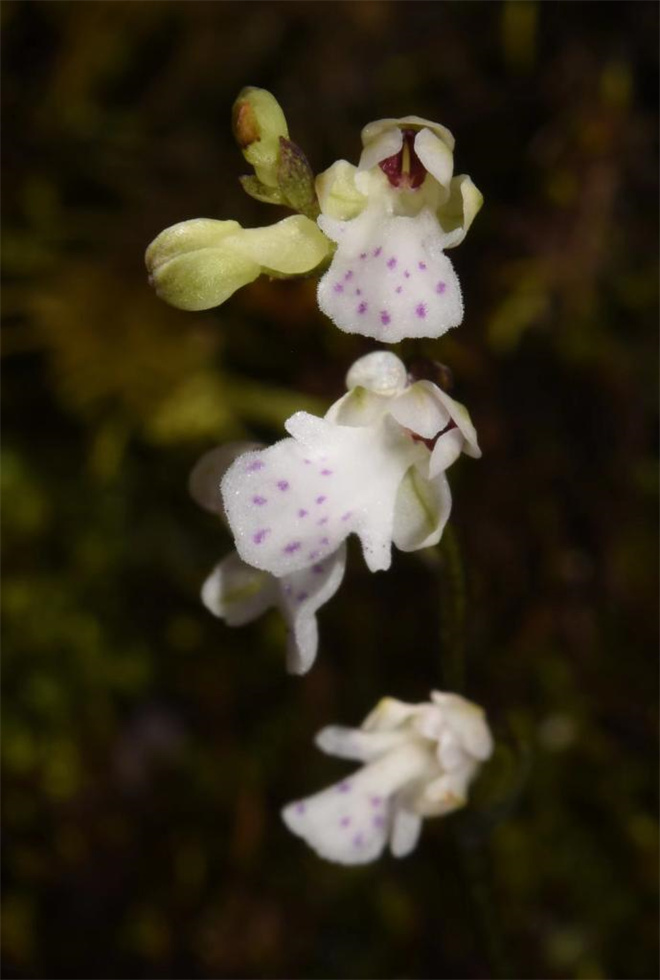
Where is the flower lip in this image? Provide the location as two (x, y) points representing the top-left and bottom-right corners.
(379, 129), (427, 190)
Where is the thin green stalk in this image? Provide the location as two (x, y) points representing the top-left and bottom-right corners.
(437, 523), (513, 979)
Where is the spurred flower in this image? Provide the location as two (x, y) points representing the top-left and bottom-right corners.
(316, 116), (483, 341)
(282, 690), (494, 865)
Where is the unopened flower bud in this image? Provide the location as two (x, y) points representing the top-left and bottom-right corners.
(145, 215), (330, 312)
(232, 87), (289, 188)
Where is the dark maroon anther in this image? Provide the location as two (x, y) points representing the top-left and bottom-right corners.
(379, 129), (427, 190)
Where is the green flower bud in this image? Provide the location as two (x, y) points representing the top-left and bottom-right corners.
(232, 87), (289, 188)
(146, 215), (331, 312)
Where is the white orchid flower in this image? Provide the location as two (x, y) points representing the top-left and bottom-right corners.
(282, 690), (493, 865)
(221, 351), (480, 579)
(316, 116), (483, 341)
(190, 444), (347, 675)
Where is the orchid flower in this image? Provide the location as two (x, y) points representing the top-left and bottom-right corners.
(282, 690), (493, 865)
(221, 351), (480, 579)
(190, 445), (346, 675)
(316, 115), (483, 341)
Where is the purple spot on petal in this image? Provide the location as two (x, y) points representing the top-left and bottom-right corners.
(333, 282), (344, 294)
(317, 517), (328, 526)
(320, 468), (333, 476)
(387, 257), (397, 269)
(355, 288), (362, 296)
(298, 509), (308, 518)
(436, 281), (446, 294)
(415, 303), (427, 319)
(418, 261), (427, 270)
(404, 270), (411, 279)
(297, 592), (308, 603)
(373, 246), (382, 257)
(316, 495), (327, 505)
(337, 781), (351, 793)
(340, 816), (351, 827)
(320, 537), (330, 546)
(303, 459), (311, 465)
(373, 815), (385, 828)
(357, 302), (368, 315)
(308, 551), (319, 561)
(277, 480), (290, 491)
(312, 563), (325, 574)
(284, 541), (301, 554)
(344, 270), (354, 281)
(359, 252), (367, 260)
(352, 833), (364, 848)
(380, 310), (391, 326)
(247, 460), (265, 472)
(253, 529), (270, 545)
(252, 495), (267, 506)
(395, 286), (403, 294)
(295, 801), (306, 815)
(341, 511), (352, 521)
(370, 796), (383, 807)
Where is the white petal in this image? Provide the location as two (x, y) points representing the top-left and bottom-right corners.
(390, 380), (451, 439)
(189, 442), (263, 516)
(361, 696), (424, 733)
(392, 466), (452, 553)
(201, 552), (277, 626)
(278, 543), (347, 675)
(358, 127), (403, 171)
(390, 807), (423, 857)
(432, 389), (481, 458)
(413, 128), (454, 190)
(437, 729), (469, 771)
(345, 351), (407, 396)
(282, 743), (431, 866)
(431, 692), (494, 761)
(429, 427), (465, 475)
(361, 117), (455, 154)
(317, 207), (463, 342)
(315, 725), (410, 762)
(221, 413), (423, 576)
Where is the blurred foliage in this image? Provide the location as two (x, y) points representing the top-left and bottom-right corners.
(2, 2), (658, 978)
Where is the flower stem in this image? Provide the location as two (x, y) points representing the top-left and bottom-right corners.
(438, 521), (467, 693)
(438, 523), (512, 979)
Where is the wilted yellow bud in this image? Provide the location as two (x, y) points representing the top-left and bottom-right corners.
(146, 215), (331, 312)
(232, 87), (289, 188)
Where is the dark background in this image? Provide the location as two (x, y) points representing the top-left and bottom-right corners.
(2, 2), (658, 978)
